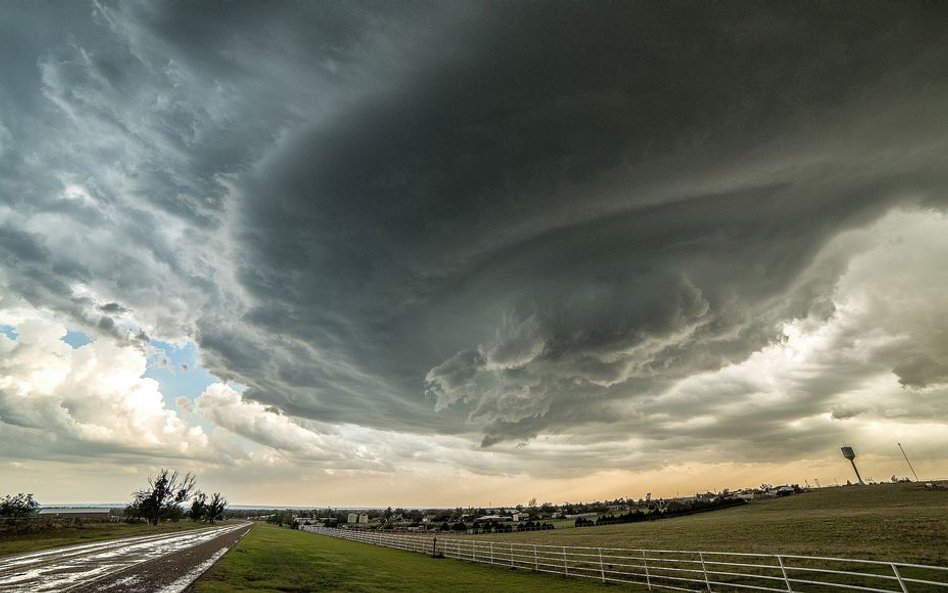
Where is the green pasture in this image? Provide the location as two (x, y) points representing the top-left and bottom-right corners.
(479, 483), (948, 564)
(197, 486), (947, 593)
(194, 523), (616, 593)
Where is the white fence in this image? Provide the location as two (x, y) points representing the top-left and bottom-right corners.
(302, 526), (948, 593)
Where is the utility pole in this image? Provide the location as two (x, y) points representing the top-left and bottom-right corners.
(898, 443), (920, 481)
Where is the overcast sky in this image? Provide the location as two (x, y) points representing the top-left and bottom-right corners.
(2, 1), (948, 506)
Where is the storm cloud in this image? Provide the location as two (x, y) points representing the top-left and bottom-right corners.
(2, 1), (948, 501)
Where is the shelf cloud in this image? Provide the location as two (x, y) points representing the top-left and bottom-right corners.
(2, 1), (948, 504)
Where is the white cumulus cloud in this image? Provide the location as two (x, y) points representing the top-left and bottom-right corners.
(0, 308), (208, 458)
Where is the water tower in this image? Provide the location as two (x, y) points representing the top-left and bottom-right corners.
(840, 446), (865, 485)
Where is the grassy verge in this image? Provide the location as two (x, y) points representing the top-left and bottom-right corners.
(475, 483), (948, 564)
(0, 520), (226, 557)
(195, 523), (628, 593)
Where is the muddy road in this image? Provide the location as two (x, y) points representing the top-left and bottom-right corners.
(0, 522), (250, 592)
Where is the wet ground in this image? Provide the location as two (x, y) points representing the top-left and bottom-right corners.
(0, 522), (250, 593)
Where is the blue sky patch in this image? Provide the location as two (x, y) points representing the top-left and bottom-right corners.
(145, 339), (219, 403)
(62, 330), (94, 348)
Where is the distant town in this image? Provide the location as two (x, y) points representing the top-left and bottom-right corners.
(245, 477), (930, 535)
(21, 472), (938, 535)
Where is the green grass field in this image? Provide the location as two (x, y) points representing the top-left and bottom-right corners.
(196, 486), (947, 593)
(195, 523), (618, 593)
(0, 520), (220, 557)
(477, 483), (948, 564)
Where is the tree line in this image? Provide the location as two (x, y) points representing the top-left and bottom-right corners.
(124, 468), (227, 524)
(0, 493), (39, 534)
(577, 496), (747, 527)
(1, 468), (228, 532)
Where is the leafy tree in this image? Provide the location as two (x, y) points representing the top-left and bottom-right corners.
(126, 469), (197, 525)
(0, 493), (39, 523)
(189, 492), (207, 522)
(267, 511), (294, 526)
(167, 505), (185, 522)
(205, 492), (227, 523)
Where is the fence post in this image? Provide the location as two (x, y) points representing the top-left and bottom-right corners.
(534, 544), (539, 572)
(642, 550), (652, 591)
(891, 563), (909, 593)
(510, 543), (515, 568)
(776, 555), (792, 592)
(490, 541), (495, 565)
(699, 552), (711, 592)
(431, 537), (437, 557)
(599, 548), (605, 582)
(563, 546), (569, 577)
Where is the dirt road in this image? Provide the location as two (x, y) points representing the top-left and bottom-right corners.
(0, 522), (250, 593)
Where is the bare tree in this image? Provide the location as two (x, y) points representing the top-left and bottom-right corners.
(126, 469), (197, 525)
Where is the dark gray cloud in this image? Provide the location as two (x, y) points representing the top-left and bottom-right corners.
(2, 0), (948, 474)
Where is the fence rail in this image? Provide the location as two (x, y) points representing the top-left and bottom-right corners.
(302, 526), (948, 593)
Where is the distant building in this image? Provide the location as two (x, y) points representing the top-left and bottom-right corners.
(347, 512), (359, 524)
(564, 512), (598, 520)
(37, 508), (112, 521)
(358, 513), (369, 524)
(473, 514), (512, 523)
